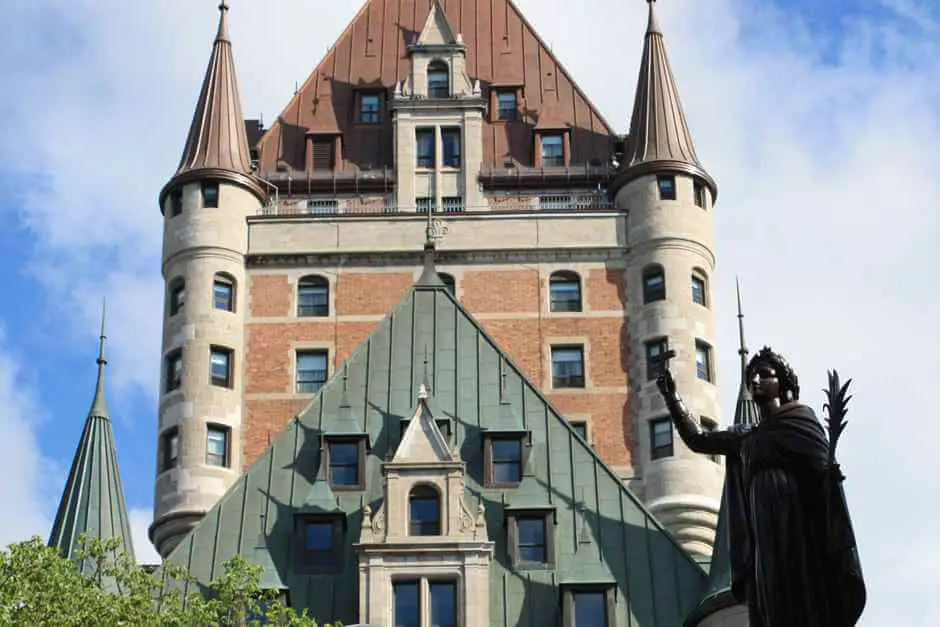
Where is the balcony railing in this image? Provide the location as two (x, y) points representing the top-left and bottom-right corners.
(257, 197), (615, 217)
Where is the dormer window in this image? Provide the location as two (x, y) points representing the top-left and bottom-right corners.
(358, 93), (381, 123)
(540, 134), (564, 167)
(326, 437), (366, 490)
(310, 136), (335, 171)
(497, 91), (518, 121)
(427, 61), (449, 98)
(409, 485), (441, 536)
(484, 434), (524, 487)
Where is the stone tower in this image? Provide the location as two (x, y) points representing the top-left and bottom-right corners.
(611, 0), (724, 557)
(149, 1), (267, 557)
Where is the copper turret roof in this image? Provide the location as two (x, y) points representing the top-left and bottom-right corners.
(48, 304), (136, 589)
(159, 1), (265, 207)
(685, 279), (758, 625)
(612, 0), (716, 199)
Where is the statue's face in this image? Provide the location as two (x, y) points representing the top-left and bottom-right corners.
(749, 363), (780, 402)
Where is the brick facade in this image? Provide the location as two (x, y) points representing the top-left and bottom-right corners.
(243, 266), (633, 472)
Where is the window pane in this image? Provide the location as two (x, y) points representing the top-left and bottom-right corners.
(428, 66), (449, 98)
(552, 347), (584, 388)
(571, 422), (588, 440)
(442, 129), (461, 168)
(573, 591), (607, 627)
(644, 270), (666, 303)
(210, 350), (229, 385)
(550, 278), (581, 312)
(416, 129), (435, 167)
(657, 175), (676, 200)
(393, 581), (420, 627)
(329, 442), (360, 487)
(696, 344), (711, 381)
(207, 428), (227, 464)
(541, 135), (564, 166)
(297, 352), (328, 393)
(429, 582), (457, 627)
(360, 94), (380, 123)
(298, 280), (329, 317)
(203, 183), (219, 207)
(410, 488), (440, 535)
(491, 438), (522, 484)
(497, 92), (517, 120)
(304, 522), (333, 551)
(213, 281), (233, 311)
(692, 276), (706, 305)
(517, 517), (546, 563)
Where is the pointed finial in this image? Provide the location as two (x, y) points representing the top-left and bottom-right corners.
(89, 298), (109, 419)
(646, 0), (661, 35)
(216, 0), (231, 43)
(736, 277), (748, 377)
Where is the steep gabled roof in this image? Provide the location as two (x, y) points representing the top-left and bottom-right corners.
(48, 307), (135, 589)
(612, 0), (716, 199)
(256, 0), (616, 172)
(160, 1), (265, 206)
(159, 252), (707, 623)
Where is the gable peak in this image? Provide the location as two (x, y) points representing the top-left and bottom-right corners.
(416, 1), (462, 47)
(392, 391), (455, 464)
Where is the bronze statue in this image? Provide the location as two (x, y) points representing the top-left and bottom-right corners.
(657, 346), (866, 627)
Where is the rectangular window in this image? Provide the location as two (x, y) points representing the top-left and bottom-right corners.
(328, 439), (363, 489)
(210, 347), (232, 388)
(650, 418), (674, 460)
(213, 278), (234, 312)
(206, 425), (229, 467)
(657, 175), (676, 200)
(549, 275), (582, 312)
(645, 338), (668, 381)
(696, 340), (712, 382)
(169, 282), (185, 316)
(541, 134), (564, 166)
(416, 128), (435, 168)
(570, 590), (610, 627)
(429, 581), (457, 627)
(511, 512), (551, 566)
(311, 138), (335, 171)
(551, 346), (585, 388)
(643, 269), (666, 303)
(297, 280), (329, 317)
(393, 581), (420, 627)
(416, 197), (434, 214)
(486, 435), (523, 486)
(202, 182), (219, 208)
(539, 195), (571, 210)
(359, 93), (381, 123)
(691, 275), (706, 306)
(295, 516), (342, 573)
(694, 181), (706, 207)
(441, 127), (461, 168)
(296, 350), (328, 393)
(442, 196), (463, 213)
(169, 190), (183, 216)
(497, 91), (518, 121)
(570, 421), (588, 441)
(307, 199), (339, 215)
(165, 350), (183, 393)
(160, 427), (179, 472)
(427, 67), (449, 98)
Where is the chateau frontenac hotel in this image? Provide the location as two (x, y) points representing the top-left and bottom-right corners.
(49, 1), (761, 624)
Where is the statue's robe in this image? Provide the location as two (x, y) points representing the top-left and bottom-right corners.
(682, 403), (866, 627)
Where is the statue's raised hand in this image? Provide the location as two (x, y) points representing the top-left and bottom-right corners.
(657, 366), (677, 401)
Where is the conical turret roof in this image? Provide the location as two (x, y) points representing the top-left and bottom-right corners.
(612, 0), (717, 199)
(159, 1), (265, 206)
(48, 304), (136, 589)
(685, 280), (758, 625)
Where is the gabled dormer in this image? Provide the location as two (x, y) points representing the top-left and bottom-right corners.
(355, 383), (493, 627)
(402, 1), (476, 100)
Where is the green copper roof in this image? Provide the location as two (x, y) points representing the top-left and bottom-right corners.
(48, 305), (135, 589)
(160, 261), (706, 624)
(685, 280), (759, 625)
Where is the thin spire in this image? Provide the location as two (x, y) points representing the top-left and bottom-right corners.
(736, 277), (748, 380)
(613, 0), (717, 199)
(733, 279), (760, 428)
(49, 300), (135, 581)
(160, 0), (264, 206)
(89, 298), (109, 419)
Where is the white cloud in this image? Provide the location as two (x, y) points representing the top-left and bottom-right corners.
(0, 326), (56, 548)
(1, 0), (938, 623)
(128, 508), (161, 566)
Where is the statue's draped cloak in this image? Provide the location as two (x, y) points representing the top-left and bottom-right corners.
(689, 403), (866, 627)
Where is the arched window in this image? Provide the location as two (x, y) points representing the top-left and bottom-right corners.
(213, 273), (236, 312)
(437, 272), (456, 295)
(298, 275), (329, 317)
(427, 61), (449, 98)
(642, 265), (666, 304)
(168, 278), (186, 316)
(409, 485), (441, 536)
(691, 269), (708, 307)
(549, 271), (582, 312)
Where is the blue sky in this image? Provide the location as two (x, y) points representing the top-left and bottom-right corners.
(1, 0), (939, 623)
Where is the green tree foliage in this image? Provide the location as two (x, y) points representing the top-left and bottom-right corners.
(0, 535), (339, 626)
